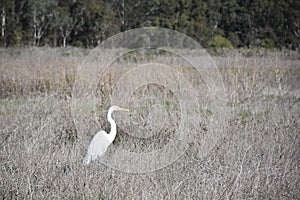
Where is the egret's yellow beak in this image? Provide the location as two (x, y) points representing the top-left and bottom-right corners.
(117, 107), (130, 112)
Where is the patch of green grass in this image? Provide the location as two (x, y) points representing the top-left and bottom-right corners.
(240, 110), (251, 120)
(199, 108), (213, 118)
(164, 100), (171, 107)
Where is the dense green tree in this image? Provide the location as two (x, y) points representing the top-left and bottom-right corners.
(0, 0), (298, 49)
(68, 0), (116, 47)
(55, 1), (73, 47)
(282, 0), (300, 49)
(30, 0), (56, 46)
(0, 0), (17, 46)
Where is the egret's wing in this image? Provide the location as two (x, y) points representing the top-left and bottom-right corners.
(83, 130), (111, 165)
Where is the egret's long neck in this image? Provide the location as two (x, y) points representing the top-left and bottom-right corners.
(107, 110), (117, 142)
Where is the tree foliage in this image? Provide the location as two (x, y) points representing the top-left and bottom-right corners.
(0, 0), (299, 49)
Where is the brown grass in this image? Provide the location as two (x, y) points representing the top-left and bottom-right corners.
(0, 47), (299, 199)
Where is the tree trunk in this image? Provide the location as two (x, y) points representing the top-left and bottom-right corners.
(1, 7), (5, 38)
(33, 8), (37, 46)
(63, 36), (66, 47)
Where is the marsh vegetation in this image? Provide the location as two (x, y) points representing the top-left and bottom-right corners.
(0, 48), (299, 199)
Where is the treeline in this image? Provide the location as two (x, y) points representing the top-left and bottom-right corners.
(1, 0), (299, 49)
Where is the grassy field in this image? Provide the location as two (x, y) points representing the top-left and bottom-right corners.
(0, 47), (299, 199)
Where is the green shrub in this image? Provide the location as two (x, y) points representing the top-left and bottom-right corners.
(212, 35), (233, 48)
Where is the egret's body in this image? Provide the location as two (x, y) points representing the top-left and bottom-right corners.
(83, 105), (129, 165)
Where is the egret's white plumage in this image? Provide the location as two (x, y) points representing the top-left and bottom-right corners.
(83, 105), (129, 165)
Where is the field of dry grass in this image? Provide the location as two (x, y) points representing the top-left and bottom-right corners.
(0, 47), (299, 199)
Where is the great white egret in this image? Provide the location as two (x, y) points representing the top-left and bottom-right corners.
(82, 105), (130, 165)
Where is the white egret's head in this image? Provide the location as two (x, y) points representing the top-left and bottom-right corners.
(110, 105), (130, 113)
